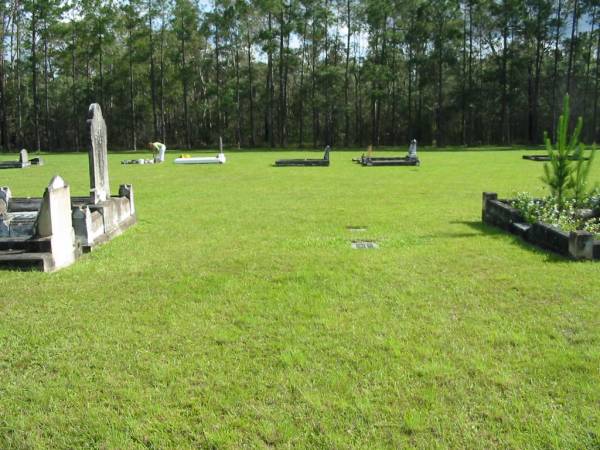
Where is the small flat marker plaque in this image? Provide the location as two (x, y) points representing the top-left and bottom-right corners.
(351, 240), (378, 249)
(347, 226), (368, 232)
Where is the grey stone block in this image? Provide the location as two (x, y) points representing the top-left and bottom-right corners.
(568, 231), (594, 260)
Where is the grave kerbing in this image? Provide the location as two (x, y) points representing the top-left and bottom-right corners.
(0, 103), (136, 271)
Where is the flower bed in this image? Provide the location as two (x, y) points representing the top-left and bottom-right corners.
(482, 192), (600, 260)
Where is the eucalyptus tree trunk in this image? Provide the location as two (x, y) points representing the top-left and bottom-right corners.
(235, 46), (241, 148)
(566, 0), (578, 94)
(266, 12), (274, 147)
(467, 0), (473, 144)
(551, 0), (562, 140)
(298, 20), (306, 147)
(98, 31), (104, 109)
(148, 0), (158, 138)
(0, 2), (7, 150)
(461, 4), (467, 145)
(128, 24), (137, 150)
(71, 23), (79, 150)
(15, 3), (23, 144)
(528, 7), (544, 144)
(311, 14), (317, 148)
(159, 1), (166, 142)
(354, 55), (362, 146)
(215, 18), (222, 140)
(43, 18), (50, 149)
(278, 4), (285, 146)
(180, 13), (189, 149)
(407, 43), (413, 141)
(283, 23), (289, 147)
(31, 6), (41, 151)
(435, 16), (444, 147)
(500, 11), (509, 144)
(582, 6), (596, 141)
(343, 0), (351, 147)
(246, 30), (255, 146)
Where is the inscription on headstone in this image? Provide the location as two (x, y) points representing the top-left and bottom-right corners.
(87, 103), (110, 203)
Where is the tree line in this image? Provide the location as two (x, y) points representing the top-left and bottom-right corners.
(0, 0), (599, 151)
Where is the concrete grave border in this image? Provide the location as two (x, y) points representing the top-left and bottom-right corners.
(482, 192), (600, 260)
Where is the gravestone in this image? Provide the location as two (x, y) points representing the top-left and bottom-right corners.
(19, 149), (28, 164)
(87, 103), (110, 203)
(0, 188), (11, 216)
(408, 139), (418, 158)
(35, 176), (77, 269)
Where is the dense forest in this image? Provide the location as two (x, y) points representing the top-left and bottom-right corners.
(0, 0), (599, 151)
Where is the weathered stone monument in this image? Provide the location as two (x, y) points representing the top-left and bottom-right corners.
(88, 104), (111, 203)
(0, 103), (136, 271)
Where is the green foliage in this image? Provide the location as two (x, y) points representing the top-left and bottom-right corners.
(542, 94), (596, 208)
(512, 192), (600, 237)
(571, 143), (597, 206)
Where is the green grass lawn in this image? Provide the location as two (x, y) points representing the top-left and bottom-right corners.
(0, 148), (599, 449)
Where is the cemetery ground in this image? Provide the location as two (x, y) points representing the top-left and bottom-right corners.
(0, 148), (599, 449)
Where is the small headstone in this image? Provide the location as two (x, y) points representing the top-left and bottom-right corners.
(408, 139), (418, 158)
(87, 103), (110, 203)
(19, 149), (28, 164)
(347, 226), (368, 232)
(351, 240), (379, 249)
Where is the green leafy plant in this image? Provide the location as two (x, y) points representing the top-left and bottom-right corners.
(570, 143), (596, 206)
(512, 192), (600, 238)
(541, 94), (595, 208)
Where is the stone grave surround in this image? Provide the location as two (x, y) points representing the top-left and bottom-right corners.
(482, 192), (600, 260)
(0, 149), (31, 169)
(352, 140), (420, 166)
(0, 103), (136, 272)
(274, 146), (331, 166)
(121, 143), (166, 165)
(0, 149), (44, 169)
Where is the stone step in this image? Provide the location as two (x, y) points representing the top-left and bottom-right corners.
(0, 250), (54, 272)
(511, 222), (532, 237)
(0, 237), (52, 253)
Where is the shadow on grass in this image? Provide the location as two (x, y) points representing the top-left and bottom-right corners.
(451, 220), (568, 262)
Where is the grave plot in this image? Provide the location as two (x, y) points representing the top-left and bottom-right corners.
(274, 146), (330, 167)
(0, 103), (136, 272)
(346, 226), (368, 232)
(122, 142), (166, 165)
(522, 154), (590, 162)
(353, 140), (420, 167)
(482, 192), (600, 260)
(174, 137), (227, 164)
(0, 149), (44, 169)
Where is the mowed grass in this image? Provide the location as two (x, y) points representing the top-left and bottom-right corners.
(0, 148), (599, 449)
